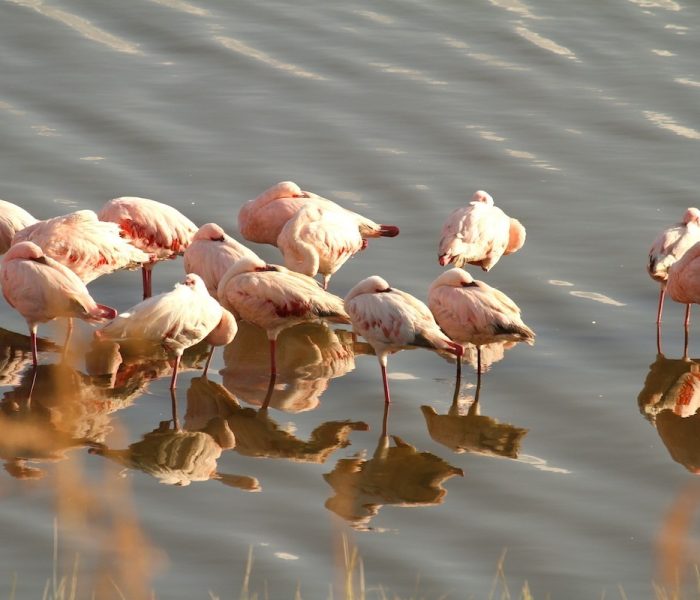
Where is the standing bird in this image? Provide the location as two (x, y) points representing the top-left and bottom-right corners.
(96, 273), (233, 389)
(648, 208), (700, 326)
(217, 256), (350, 406)
(98, 197), (198, 299)
(0, 200), (37, 254)
(1, 242), (117, 366)
(277, 204), (366, 289)
(428, 268), (534, 396)
(237, 181), (399, 247)
(665, 241), (700, 358)
(12, 210), (150, 283)
(183, 223), (260, 296)
(344, 276), (463, 405)
(438, 190), (525, 271)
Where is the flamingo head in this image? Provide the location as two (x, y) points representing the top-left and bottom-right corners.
(194, 223), (226, 242)
(471, 190), (494, 206)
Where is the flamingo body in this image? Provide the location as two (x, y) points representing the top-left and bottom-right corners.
(1, 242), (117, 365)
(12, 210), (149, 283)
(667, 242), (700, 306)
(438, 190), (524, 271)
(0, 200), (37, 254)
(97, 274), (229, 388)
(183, 223), (259, 296)
(277, 204), (365, 289)
(428, 268), (535, 347)
(238, 181), (399, 247)
(344, 276), (463, 403)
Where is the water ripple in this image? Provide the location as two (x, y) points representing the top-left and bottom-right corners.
(644, 110), (700, 139)
(515, 25), (579, 61)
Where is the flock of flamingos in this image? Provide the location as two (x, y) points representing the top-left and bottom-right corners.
(6, 181), (694, 416)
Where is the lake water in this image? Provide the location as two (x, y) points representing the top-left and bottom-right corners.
(1, 0), (700, 598)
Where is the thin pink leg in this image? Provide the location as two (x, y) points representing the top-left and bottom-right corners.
(142, 265), (153, 299)
(657, 287), (665, 324)
(269, 338), (277, 376)
(29, 326), (38, 367)
(261, 371), (276, 411)
(380, 360), (391, 404)
(203, 347), (214, 378)
(475, 346), (483, 404)
(62, 318), (74, 361)
(684, 304), (692, 359)
(381, 400), (390, 437)
(169, 354), (181, 390)
(170, 388), (181, 431)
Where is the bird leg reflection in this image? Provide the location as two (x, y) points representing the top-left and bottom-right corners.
(62, 318), (74, 362)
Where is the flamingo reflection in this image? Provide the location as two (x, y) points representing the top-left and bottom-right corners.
(186, 377), (368, 463)
(221, 321), (362, 412)
(323, 403), (463, 530)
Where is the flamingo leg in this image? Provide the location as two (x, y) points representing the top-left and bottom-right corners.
(26, 364), (38, 410)
(169, 354), (181, 390)
(170, 388), (181, 431)
(142, 264), (154, 299)
(62, 318), (74, 362)
(379, 358), (391, 405)
(657, 287), (666, 324)
(29, 324), (38, 367)
(381, 399), (391, 438)
(475, 346), (483, 404)
(261, 371), (276, 411)
(202, 347), (215, 378)
(656, 320), (663, 356)
(452, 356), (462, 408)
(269, 338), (277, 376)
(684, 304), (692, 359)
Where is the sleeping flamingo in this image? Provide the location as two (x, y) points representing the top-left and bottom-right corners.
(0, 200), (37, 254)
(237, 181), (399, 246)
(183, 223), (260, 296)
(277, 204), (366, 289)
(428, 268), (534, 397)
(217, 256), (350, 406)
(344, 275), (463, 404)
(648, 207), (700, 326)
(438, 190), (525, 271)
(1, 242), (117, 366)
(12, 210), (150, 283)
(97, 273), (234, 389)
(98, 196), (198, 299)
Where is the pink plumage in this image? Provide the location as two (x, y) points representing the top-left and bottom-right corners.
(99, 196), (198, 298)
(217, 256), (350, 378)
(1, 241), (117, 365)
(428, 268), (534, 380)
(97, 273), (234, 388)
(648, 207), (700, 324)
(0, 200), (37, 254)
(12, 210), (149, 283)
(183, 223), (260, 296)
(344, 275), (463, 404)
(438, 190), (525, 271)
(277, 204), (365, 289)
(237, 180), (399, 247)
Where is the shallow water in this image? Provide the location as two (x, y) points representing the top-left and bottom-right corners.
(2, 0), (700, 598)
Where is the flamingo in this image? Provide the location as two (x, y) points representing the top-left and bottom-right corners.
(12, 210), (150, 283)
(428, 268), (534, 397)
(183, 223), (260, 296)
(216, 256), (350, 405)
(0, 200), (37, 254)
(648, 208), (700, 330)
(237, 181), (400, 246)
(98, 196), (198, 299)
(344, 275), (463, 405)
(438, 190), (525, 271)
(1, 242), (117, 366)
(277, 204), (366, 289)
(665, 241), (700, 356)
(96, 273), (233, 389)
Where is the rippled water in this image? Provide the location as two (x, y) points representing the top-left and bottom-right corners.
(2, 0), (700, 597)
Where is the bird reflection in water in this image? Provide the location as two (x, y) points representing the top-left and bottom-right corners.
(638, 354), (700, 473)
(323, 403), (463, 530)
(186, 376), (368, 462)
(0, 327), (59, 386)
(221, 321), (362, 412)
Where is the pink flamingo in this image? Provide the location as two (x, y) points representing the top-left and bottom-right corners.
(98, 196), (198, 299)
(344, 275), (463, 404)
(648, 208), (700, 327)
(666, 241), (700, 358)
(1, 242), (117, 366)
(0, 200), (37, 254)
(237, 181), (400, 246)
(428, 268), (534, 396)
(183, 223), (260, 296)
(277, 204), (366, 289)
(438, 190), (525, 271)
(12, 210), (150, 283)
(217, 256), (350, 406)
(97, 273), (234, 389)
